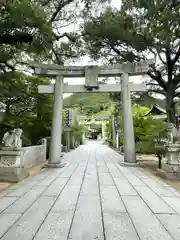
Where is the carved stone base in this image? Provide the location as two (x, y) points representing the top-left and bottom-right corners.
(0, 150), (21, 167)
(156, 163), (180, 180)
(166, 143), (180, 165)
(0, 167), (29, 182)
(0, 150), (29, 182)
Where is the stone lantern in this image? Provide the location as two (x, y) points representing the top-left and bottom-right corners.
(158, 122), (180, 179)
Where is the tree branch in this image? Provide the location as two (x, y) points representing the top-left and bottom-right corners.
(51, 48), (63, 65)
(147, 89), (166, 95)
(50, 0), (74, 22)
(54, 32), (76, 42)
(174, 91), (180, 97)
(147, 70), (167, 91)
(0, 32), (33, 45)
(172, 46), (180, 64)
(0, 62), (15, 71)
(103, 40), (143, 62)
(149, 48), (166, 65)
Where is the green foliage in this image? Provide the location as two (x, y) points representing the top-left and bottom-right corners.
(0, 0), (52, 71)
(104, 119), (113, 145)
(0, 0), (110, 71)
(104, 103), (166, 154)
(64, 93), (110, 117)
(0, 72), (52, 145)
(132, 105), (166, 154)
(83, 1), (180, 123)
(70, 123), (85, 145)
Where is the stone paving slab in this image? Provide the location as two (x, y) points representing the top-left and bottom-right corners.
(100, 185), (126, 213)
(117, 164), (146, 186)
(106, 163), (126, 178)
(103, 212), (139, 240)
(42, 178), (69, 197)
(113, 178), (138, 196)
(98, 172), (114, 185)
(52, 185), (81, 212)
(156, 214), (180, 240)
(0, 197), (18, 213)
(59, 164), (78, 178)
(130, 167), (150, 179)
(4, 186), (46, 214)
(141, 178), (175, 197)
(97, 165), (109, 173)
(1, 141), (180, 240)
(134, 185), (176, 214)
(69, 195), (104, 240)
(80, 178), (99, 196)
(0, 213), (21, 238)
(122, 195), (173, 240)
(6, 180), (39, 197)
(1, 196), (56, 240)
(36, 173), (62, 187)
(66, 173), (84, 185)
(34, 211), (74, 240)
(162, 196), (180, 214)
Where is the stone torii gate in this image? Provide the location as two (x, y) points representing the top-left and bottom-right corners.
(30, 60), (152, 167)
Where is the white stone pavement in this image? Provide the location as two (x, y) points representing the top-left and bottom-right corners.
(0, 141), (180, 239)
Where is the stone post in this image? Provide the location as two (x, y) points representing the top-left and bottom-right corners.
(48, 75), (64, 167)
(121, 73), (136, 164)
(40, 138), (47, 159)
(112, 114), (116, 147)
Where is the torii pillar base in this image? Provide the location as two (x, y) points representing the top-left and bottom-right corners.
(120, 161), (139, 167)
(45, 162), (67, 168)
(45, 154), (68, 168)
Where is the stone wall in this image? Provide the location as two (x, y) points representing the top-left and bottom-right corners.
(0, 138), (47, 182)
(21, 142), (46, 168)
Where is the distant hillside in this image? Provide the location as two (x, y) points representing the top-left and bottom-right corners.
(63, 92), (110, 115)
(64, 92), (166, 117)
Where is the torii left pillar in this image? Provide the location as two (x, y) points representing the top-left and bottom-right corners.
(47, 75), (64, 167)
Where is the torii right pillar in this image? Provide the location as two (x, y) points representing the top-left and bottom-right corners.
(121, 73), (136, 164)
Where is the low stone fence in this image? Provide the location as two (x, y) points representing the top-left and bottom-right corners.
(21, 139), (47, 168)
(0, 138), (47, 182)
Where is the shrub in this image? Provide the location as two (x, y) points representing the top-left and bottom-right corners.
(45, 136), (51, 159)
(22, 135), (32, 147)
(70, 123), (85, 146)
(104, 104), (166, 156)
(138, 137), (155, 154)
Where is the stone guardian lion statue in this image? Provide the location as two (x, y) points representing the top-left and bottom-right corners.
(2, 128), (23, 149)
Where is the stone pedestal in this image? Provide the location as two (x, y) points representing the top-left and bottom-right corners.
(166, 143), (180, 165)
(0, 150), (29, 182)
(156, 143), (180, 180)
(157, 164), (180, 180)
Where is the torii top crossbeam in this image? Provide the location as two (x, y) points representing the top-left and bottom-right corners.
(30, 59), (153, 77)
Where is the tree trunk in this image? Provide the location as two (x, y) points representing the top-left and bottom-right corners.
(158, 156), (162, 169)
(166, 60), (175, 123)
(166, 88), (176, 123)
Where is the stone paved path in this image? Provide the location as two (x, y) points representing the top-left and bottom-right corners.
(0, 141), (180, 239)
